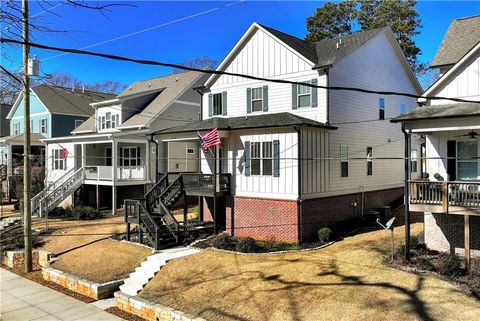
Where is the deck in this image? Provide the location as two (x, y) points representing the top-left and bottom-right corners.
(409, 180), (480, 215)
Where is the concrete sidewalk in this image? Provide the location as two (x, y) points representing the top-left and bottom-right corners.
(0, 268), (124, 321)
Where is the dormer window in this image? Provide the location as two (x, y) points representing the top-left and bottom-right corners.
(99, 112), (120, 130)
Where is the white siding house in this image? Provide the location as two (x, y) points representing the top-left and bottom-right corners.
(157, 22), (422, 242)
(393, 15), (480, 261)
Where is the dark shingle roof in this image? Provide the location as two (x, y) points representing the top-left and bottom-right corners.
(32, 85), (115, 116)
(313, 28), (385, 68)
(0, 133), (46, 145)
(391, 102), (480, 122)
(259, 24), (384, 68)
(157, 112), (336, 134)
(431, 15), (480, 68)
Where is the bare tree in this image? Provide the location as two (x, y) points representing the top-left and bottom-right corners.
(44, 71), (126, 94)
(172, 56), (218, 74)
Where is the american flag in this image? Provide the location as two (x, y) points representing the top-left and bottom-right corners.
(198, 128), (221, 151)
(62, 148), (69, 161)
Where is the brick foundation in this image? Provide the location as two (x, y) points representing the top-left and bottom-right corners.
(225, 196), (298, 242)
(424, 213), (480, 257)
(300, 187), (403, 242)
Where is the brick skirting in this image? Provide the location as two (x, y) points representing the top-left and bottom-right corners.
(424, 213), (480, 257)
(42, 267), (123, 300)
(114, 291), (206, 321)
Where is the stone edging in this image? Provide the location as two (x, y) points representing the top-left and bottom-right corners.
(2, 250), (53, 268)
(118, 239), (156, 251)
(114, 291), (206, 321)
(42, 267), (124, 300)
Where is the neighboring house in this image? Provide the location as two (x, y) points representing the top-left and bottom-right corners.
(155, 22), (423, 243)
(36, 71), (208, 216)
(0, 85), (112, 201)
(393, 15), (480, 261)
(0, 103), (12, 137)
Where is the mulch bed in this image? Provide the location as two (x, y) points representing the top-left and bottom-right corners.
(1, 262), (95, 303)
(105, 307), (148, 321)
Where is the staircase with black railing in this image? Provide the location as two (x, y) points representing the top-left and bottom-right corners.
(125, 174), (185, 249)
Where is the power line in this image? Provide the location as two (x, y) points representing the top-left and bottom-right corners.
(3, 37), (480, 105)
(41, 0), (246, 61)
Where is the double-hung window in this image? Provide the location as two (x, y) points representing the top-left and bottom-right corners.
(106, 112), (112, 129)
(40, 118), (47, 134)
(52, 149), (65, 170)
(13, 122), (20, 135)
(213, 93), (223, 116)
(122, 147), (139, 167)
(340, 145), (349, 177)
(379, 98), (385, 120)
(367, 147), (373, 176)
(457, 140), (478, 180)
(250, 142), (273, 176)
(410, 149), (418, 173)
(297, 83), (312, 108)
(251, 87), (263, 112)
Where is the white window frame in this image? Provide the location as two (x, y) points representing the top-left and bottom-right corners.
(411, 149), (418, 173)
(186, 148), (195, 154)
(251, 87), (263, 112)
(297, 82), (312, 108)
(52, 149), (65, 171)
(367, 146), (373, 176)
(379, 97), (385, 120)
(40, 118), (47, 134)
(340, 145), (349, 177)
(122, 146), (139, 167)
(212, 93), (223, 116)
(250, 141), (273, 176)
(13, 122), (20, 135)
(456, 140), (478, 180)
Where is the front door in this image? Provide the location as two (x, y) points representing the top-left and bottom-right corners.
(105, 147), (112, 166)
(447, 140), (456, 181)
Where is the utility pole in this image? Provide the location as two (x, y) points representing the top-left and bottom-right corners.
(22, 0), (33, 273)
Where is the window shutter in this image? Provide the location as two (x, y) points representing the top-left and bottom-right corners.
(137, 147), (141, 165)
(273, 140), (280, 177)
(245, 141), (251, 176)
(292, 84), (297, 109)
(119, 147), (123, 166)
(208, 94), (213, 117)
(263, 85), (268, 112)
(311, 78), (318, 107)
(222, 91), (227, 116)
(246, 88), (252, 113)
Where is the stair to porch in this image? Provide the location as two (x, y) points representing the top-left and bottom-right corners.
(31, 168), (84, 216)
(119, 247), (200, 296)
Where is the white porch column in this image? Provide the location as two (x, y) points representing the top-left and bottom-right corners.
(81, 143), (86, 168)
(145, 140), (150, 181)
(6, 144), (12, 176)
(112, 140), (117, 215)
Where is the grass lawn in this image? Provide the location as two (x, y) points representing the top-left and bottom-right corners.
(32, 213), (126, 255)
(139, 223), (480, 321)
(51, 239), (151, 283)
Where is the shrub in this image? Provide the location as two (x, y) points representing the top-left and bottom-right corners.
(235, 237), (258, 253)
(415, 256), (436, 271)
(210, 233), (234, 250)
(469, 259), (480, 277)
(71, 205), (100, 220)
(48, 207), (66, 218)
(13, 202), (20, 210)
(317, 227), (333, 243)
(436, 253), (464, 277)
(467, 276), (480, 299)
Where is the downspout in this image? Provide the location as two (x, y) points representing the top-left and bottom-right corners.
(294, 126), (302, 243)
(149, 134), (158, 182)
(402, 123), (411, 261)
(324, 68), (330, 124)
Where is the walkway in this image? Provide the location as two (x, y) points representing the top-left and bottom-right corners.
(0, 268), (124, 321)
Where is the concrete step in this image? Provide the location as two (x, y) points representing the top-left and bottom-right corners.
(119, 284), (141, 296)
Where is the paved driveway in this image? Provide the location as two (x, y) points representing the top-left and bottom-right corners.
(0, 268), (124, 321)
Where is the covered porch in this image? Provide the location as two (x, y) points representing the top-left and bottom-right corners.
(393, 102), (480, 265)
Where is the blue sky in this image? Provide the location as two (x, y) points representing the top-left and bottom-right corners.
(3, 1), (480, 86)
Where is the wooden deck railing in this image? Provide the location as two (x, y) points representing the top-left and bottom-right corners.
(409, 180), (480, 214)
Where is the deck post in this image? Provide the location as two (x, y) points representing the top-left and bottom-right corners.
(199, 196), (204, 222)
(465, 214), (470, 269)
(402, 124), (412, 261)
(96, 185), (100, 211)
(112, 141), (117, 215)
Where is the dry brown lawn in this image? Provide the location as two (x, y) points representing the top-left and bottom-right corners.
(32, 214), (126, 255)
(51, 239), (151, 283)
(139, 223), (480, 321)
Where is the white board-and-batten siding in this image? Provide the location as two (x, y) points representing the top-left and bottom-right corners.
(200, 129), (299, 199)
(203, 28), (328, 124)
(325, 31), (420, 196)
(432, 52), (480, 105)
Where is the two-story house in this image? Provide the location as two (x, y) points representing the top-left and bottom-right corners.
(0, 85), (113, 202)
(35, 71), (208, 216)
(393, 15), (480, 263)
(151, 23), (422, 244)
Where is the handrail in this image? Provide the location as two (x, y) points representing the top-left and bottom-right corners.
(409, 180), (480, 209)
(32, 167), (75, 213)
